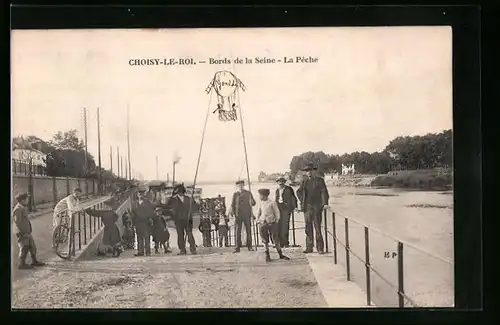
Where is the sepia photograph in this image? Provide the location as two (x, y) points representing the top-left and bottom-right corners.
(11, 26), (453, 309)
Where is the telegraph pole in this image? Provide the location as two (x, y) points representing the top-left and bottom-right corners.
(83, 108), (88, 174)
(97, 107), (102, 194)
(127, 105), (132, 181)
(121, 156), (124, 180)
(156, 156), (159, 180)
(110, 146), (113, 175)
(117, 147), (120, 178)
(125, 158), (129, 181)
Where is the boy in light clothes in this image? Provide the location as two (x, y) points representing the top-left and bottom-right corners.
(256, 188), (290, 262)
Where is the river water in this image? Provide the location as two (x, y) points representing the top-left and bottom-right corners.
(199, 182), (454, 307)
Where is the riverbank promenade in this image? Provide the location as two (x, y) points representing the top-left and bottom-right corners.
(11, 215), (370, 309)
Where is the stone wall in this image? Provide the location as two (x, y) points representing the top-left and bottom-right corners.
(12, 175), (97, 206)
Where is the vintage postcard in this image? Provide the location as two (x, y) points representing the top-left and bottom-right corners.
(11, 27), (453, 308)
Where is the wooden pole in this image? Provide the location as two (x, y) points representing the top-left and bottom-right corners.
(156, 156), (159, 180)
(83, 108), (88, 175)
(127, 105), (132, 181)
(117, 147), (120, 178)
(97, 107), (102, 194)
(110, 146), (113, 175)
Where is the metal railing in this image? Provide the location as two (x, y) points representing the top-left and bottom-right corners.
(199, 210), (304, 249)
(58, 190), (135, 259)
(321, 207), (453, 308)
(12, 159), (47, 176)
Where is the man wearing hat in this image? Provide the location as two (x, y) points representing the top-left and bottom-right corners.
(229, 179), (256, 253)
(296, 163), (329, 254)
(170, 184), (197, 255)
(12, 193), (45, 269)
(275, 177), (298, 247)
(130, 191), (156, 256)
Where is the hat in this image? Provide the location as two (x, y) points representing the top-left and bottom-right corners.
(258, 188), (270, 196)
(155, 207), (163, 212)
(301, 163), (318, 171)
(235, 180), (245, 185)
(276, 177), (287, 183)
(174, 184), (186, 194)
(15, 192), (29, 202)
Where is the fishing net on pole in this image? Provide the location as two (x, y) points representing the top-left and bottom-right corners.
(206, 71), (245, 123)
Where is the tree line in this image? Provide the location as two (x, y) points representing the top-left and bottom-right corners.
(12, 129), (126, 182)
(288, 129), (452, 180)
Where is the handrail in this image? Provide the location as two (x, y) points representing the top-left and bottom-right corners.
(55, 190), (135, 259)
(320, 206), (453, 307)
(329, 208), (453, 265)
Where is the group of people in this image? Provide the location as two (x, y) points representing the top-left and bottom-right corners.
(225, 162), (330, 261)
(12, 162), (330, 269)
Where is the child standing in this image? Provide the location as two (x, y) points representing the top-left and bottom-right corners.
(256, 188), (290, 262)
(151, 207), (172, 254)
(199, 216), (213, 247)
(217, 212), (230, 247)
(122, 211), (136, 250)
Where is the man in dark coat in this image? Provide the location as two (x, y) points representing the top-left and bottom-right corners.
(296, 163), (329, 254)
(131, 191), (156, 256)
(85, 200), (123, 257)
(229, 180), (256, 253)
(12, 193), (45, 269)
(170, 184), (197, 255)
(275, 177), (298, 247)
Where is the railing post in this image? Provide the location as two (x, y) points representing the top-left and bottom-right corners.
(291, 210), (297, 247)
(78, 212), (82, 250)
(89, 211), (93, 237)
(323, 209), (329, 253)
(71, 215), (76, 257)
(83, 211), (87, 245)
(364, 227), (371, 306)
(397, 241), (405, 308)
(332, 211), (337, 264)
(345, 218), (351, 281)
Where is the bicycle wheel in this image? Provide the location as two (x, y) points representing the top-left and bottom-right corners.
(53, 225), (73, 260)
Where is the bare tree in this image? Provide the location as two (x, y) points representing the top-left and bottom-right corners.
(24, 148), (37, 212)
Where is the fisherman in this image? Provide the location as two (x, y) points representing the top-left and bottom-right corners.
(256, 188), (290, 262)
(296, 163), (329, 254)
(151, 207), (172, 254)
(52, 188), (83, 250)
(229, 180), (256, 253)
(12, 193), (46, 269)
(275, 177), (298, 247)
(131, 191), (156, 256)
(121, 211), (136, 250)
(171, 184), (197, 255)
(198, 215), (212, 247)
(85, 200), (123, 258)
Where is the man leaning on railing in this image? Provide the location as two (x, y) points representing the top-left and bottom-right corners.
(51, 188), (84, 249)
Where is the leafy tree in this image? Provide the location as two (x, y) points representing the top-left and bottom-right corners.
(49, 129), (85, 151)
(288, 129), (452, 176)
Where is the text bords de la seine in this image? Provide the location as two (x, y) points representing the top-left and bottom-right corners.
(128, 56), (318, 66)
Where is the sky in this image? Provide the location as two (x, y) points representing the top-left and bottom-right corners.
(11, 27), (452, 182)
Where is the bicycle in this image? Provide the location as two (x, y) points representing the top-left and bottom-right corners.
(52, 210), (81, 260)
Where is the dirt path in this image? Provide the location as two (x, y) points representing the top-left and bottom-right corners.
(12, 248), (328, 308)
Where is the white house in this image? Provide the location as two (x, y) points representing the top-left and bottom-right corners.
(12, 148), (47, 167)
(341, 163), (355, 175)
